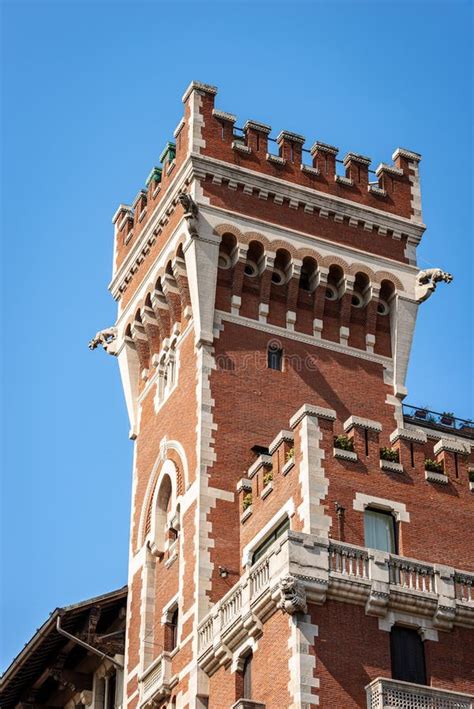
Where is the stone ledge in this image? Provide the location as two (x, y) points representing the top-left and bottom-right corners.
(290, 403), (337, 428)
(380, 459), (403, 474)
(268, 429), (294, 454)
(334, 447), (358, 462)
(266, 153), (286, 166)
(241, 506), (253, 523)
(232, 701), (266, 709)
(425, 470), (448, 484)
(282, 458), (295, 476)
(390, 427), (427, 444)
(344, 415), (382, 433)
(434, 438), (469, 456)
(261, 483), (273, 499)
(248, 455), (272, 479)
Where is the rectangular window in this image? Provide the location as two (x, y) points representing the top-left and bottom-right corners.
(364, 508), (397, 553)
(390, 626), (427, 685)
(252, 517), (290, 564)
(268, 346), (283, 371)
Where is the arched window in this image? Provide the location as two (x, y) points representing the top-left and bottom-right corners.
(152, 475), (172, 556)
(169, 608), (179, 651)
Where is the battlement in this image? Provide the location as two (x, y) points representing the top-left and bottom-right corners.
(111, 81), (425, 286)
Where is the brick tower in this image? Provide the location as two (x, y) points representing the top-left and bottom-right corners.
(94, 81), (474, 709)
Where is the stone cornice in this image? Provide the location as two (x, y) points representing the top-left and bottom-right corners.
(108, 151), (424, 302)
(192, 153), (426, 238)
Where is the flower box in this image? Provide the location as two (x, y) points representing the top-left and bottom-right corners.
(261, 483), (273, 500)
(380, 459), (404, 474)
(334, 447), (358, 462)
(425, 470), (448, 484)
(282, 458), (295, 476)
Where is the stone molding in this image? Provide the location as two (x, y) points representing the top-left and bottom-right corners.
(434, 438), (469, 456)
(390, 427), (427, 444)
(196, 532), (474, 675)
(289, 403), (337, 429)
(344, 415), (382, 433)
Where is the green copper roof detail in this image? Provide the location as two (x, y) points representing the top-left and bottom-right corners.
(159, 142), (176, 164)
(145, 166), (162, 187)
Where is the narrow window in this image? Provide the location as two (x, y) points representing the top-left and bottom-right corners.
(252, 517), (290, 564)
(105, 673), (116, 709)
(169, 608), (179, 651)
(267, 344), (283, 371)
(243, 654), (252, 699)
(390, 626), (426, 685)
(364, 508), (397, 553)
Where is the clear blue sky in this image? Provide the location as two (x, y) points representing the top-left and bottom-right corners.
(1, 0), (472, 670)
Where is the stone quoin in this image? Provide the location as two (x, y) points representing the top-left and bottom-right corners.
(2, 81), (473, 709)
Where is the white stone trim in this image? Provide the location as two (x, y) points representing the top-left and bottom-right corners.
(390, 427), (427, 444)
(434, 438), (469, 456)
(289, 404), (337, 429)
(344, 415), (382, 433)
(353, 492), (410, 522)
(378, 610), (438, 642)
(242, 499), (295, 566)
(288, 614), (319, 708)
(425, 470), (449, 485)
(334, 447), (358, 462)
(268, 429), (294, 454)
(380, 460), (404, 474)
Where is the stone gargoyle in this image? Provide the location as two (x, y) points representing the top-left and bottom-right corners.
(88, 327), (118, 355)
(415, 268), (453, 303)
(277, 574), (307, 615)
(178, 191), (198, 237)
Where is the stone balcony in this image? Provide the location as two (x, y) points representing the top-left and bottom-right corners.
(197, 531), (474, 674)
(139, 652), (174, 707)
(366, 677), (473, 708)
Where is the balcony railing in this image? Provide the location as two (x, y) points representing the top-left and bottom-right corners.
(139, 652), (172, 707)
(197, 533), (474, 674)
(403, 404), (474, 439)
(366, 677), (473, 709)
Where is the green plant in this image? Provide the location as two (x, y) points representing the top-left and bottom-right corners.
(286, 447), (295, 461)
(242, 493), (253, 511)
(333, 435), (354, 452)
(442, 411), (455, 418)
(380, 447), (400, 463)
(263, 471), (273, 487)
(424, 458), (444, 474)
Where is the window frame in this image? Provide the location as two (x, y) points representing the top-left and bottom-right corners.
(364, 506), (398, 554)
(251, 517), (290, 565)
(267, 344), (283, 371)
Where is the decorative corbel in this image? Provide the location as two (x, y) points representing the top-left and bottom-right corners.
(88, 327), (118, 355)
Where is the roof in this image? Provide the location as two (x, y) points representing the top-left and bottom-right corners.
(0, 586), (127, 709)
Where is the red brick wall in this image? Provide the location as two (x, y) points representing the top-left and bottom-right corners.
(311, 601), (474, 708)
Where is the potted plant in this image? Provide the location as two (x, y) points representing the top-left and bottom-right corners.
(380, 447), (400, 463)
(424, 458), (444, 474)
(242, 493), (253, 511)
(263, 471), (273, 487)
(414, 406), (428, 419)
(334, 435), (354, 452)
(441, 411), (455, 427)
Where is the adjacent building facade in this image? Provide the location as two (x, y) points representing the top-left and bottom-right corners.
(3, 81), (473, 709)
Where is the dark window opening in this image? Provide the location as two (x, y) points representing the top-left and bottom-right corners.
(252, 517), (290, 564)
(364, 508), (398, 554)
(299, 270), (311, 291)
(243, 654), (252, 699)
(268, 345), (283, 371)
(106, 673), (116, 709)
(390, 626), (427, 685)
(168, 608), (179, 651)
